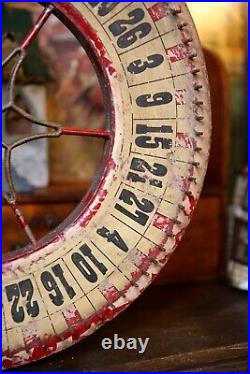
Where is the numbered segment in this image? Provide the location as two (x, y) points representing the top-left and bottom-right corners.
(123, 153), (169, 198)
(131, 119), (176, 158)
(104, 3), (159, 54)
(3, 276), (47, 329)
(120, 39), (171, 86)
(129, 80), (176, 119)
(89, 214), (141, 268)
(35, 260), (83, 314)
(64, 241), (114, 294)
(112, 184), (159, 235)
(86, 2), (131, 23)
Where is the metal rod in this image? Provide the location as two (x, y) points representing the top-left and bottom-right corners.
(9, 202), (36, 245)
(20, 5), (54, 51)
(60, 127), (112, 139)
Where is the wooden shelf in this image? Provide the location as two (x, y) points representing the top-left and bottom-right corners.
(15, 282), (248, 372)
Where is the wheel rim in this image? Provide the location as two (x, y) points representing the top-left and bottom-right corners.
(2, 3), (211, 369)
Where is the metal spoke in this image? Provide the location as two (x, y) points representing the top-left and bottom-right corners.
(20, 5), (54, 51)
(2, 4), (55, 245)
(2, 3), (111, 248)
(3, 148), (16, 204)
(11, 104), (61, 130)
(9, 201), (36, 245)
(2, 48), (20, 68)
(59, 127), (112, 139)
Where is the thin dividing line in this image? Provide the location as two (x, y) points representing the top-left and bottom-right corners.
(128, 72), (189, 88)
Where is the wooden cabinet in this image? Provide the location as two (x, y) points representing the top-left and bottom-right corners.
(3, 202), (75, 254)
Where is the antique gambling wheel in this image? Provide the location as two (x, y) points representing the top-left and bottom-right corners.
(2, 2), (211, 369)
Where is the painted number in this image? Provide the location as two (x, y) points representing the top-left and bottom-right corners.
(5, 279), (39, 323)
(135, 124), (173, 150)
(41, 264), (76, 307)
(109, 8), (152, 49)
(115, 189), (154, 226)
(127, 157), (167, 188)
(89, 2), (119, 17)
(127, 54), (164, 74)
(97, 227), (129, 253)
(136, 92), (173, 107)
(72, 244), (108, 283)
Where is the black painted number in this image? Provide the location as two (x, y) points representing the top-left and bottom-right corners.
(127, 157), (167, 188)
(41, 264), (76, 307)
(5, 279), (39, 324)
(109, 8), (152, 48)
(127, 54), (164, 75)
(115, 189), (154, 226)
(72, 244), (108, 283)
(135, 124), (173, 150)
(97, 227), (128, 253)
(136, 92), (173, 107)
(89, 2), (119, 17)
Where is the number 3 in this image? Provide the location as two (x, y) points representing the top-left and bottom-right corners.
(127, 54), (164, 75)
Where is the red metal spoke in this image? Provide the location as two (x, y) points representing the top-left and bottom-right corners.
(20, 4), (54, 52)
(9, 201), (36, 245)
(59, 127), (113, 139)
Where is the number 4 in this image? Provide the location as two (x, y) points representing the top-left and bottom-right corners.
(97, 227), (128, 253)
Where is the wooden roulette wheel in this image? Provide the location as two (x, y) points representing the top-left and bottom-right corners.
(2, 2), (211, 369)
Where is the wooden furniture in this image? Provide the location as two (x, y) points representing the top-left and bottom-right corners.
(12, 282), (247, 372)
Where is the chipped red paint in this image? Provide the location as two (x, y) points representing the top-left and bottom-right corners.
(148, 3), (170, 21)
(22, 325), (41, 350)
(44, 334), (58, 352)
(153, 213), (174, 233)
(99, 284), (120, 304)
(80, 189), (108, 228)
(2, 358), (13, 370)
(174, 230), (186, 248)
(186, 193), (198, 215)
(130, 268), (144, 283)
(178, 176), (191, 192)
(31, 347), (47, 362)
(2, 302), (128, 369)
(100, 304), (128, 320)
(148, 245), (162, 259)
(166, 44), (189, 63)
(63, 305), (82, 328)
(176, 132), (197, 149)
(128, 248), (148, 269)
